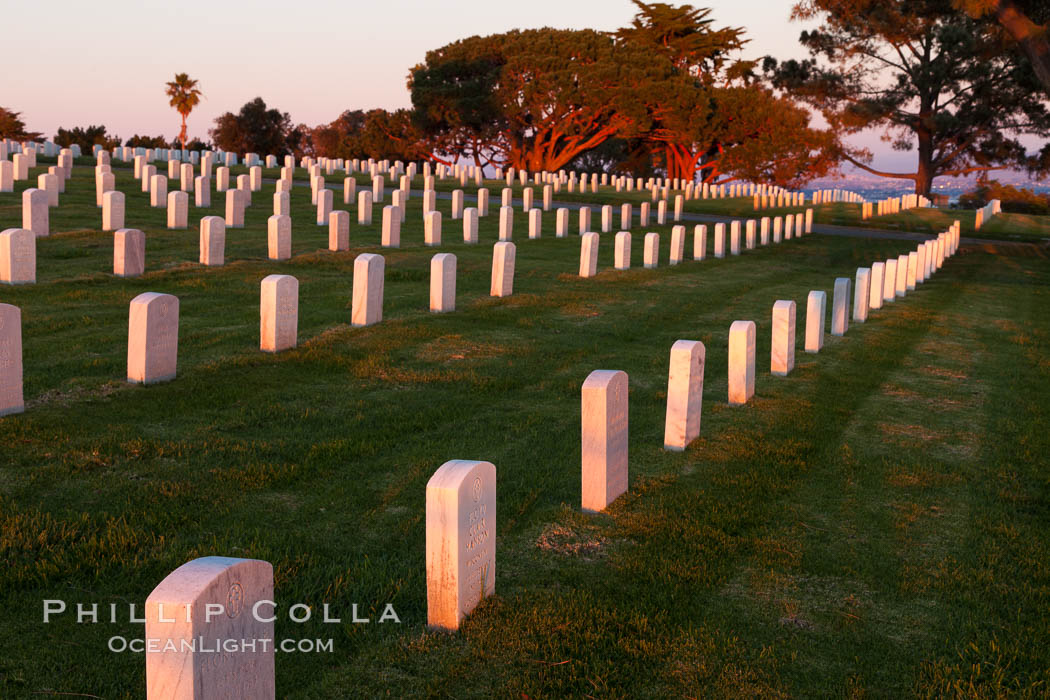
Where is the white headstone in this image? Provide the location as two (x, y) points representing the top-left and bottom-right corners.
(713, 223), (725, 258)
(425, 460), (496, 631)
(614, 231), (631, 270)
(882, 259), (897, 302)
(643, 232), (659, 269)
(0, 303), (23, 416)
(358, 190), (373, 225)
(452, 189), (464, 219)
(225, 189), (245, 228)
(329, 210), (349, 251)
(771, 300), (796, 376)
(200, 217), (225, 266)
(39, 173), (59, 206)
(127, 292), (179, 384)
(100, 188), (123, 232)
(181, 163), (194, 192)
(372, 174), (384, 203)
(430, 253), (456, 313)
(425, 211), (442, 247)
(579, 207), (591, 234)
(145, 556), (274, 699)
(490, 242), (516, 297)
(381, 205), (401, 248)
(463, 208), (479, 244)
(663, 340), (705, 451)
(150, 174), (168, 208)
(579, 232), (599, 278)
(528, 208), (542, 239)
(260, 274), (298, 352)
(0, 228), (35, 284)
(581, 369), (628, 512)
(195, 176), (211, 207)
(114, 228), (145, 277)
(555, 208), (569, 238)
(868, 262), (885, 310)
(831, 278), (850, 336)
(22, 189), (48, 237)
(267, 215), (291, 260)
(317, 188), (333, 226)
(499, 206), (514, 241)
(853, 268), (871, 322)
(167, 191), (188, 229)
(728, 320), (756, 405)
(351, 253), (384, 326)
(805, 291), (826, 353)
(215, 166), (229, 192)
(0, 161), (12, 192)
(12, 153), (28, 180)
(693, 225), (707, 260)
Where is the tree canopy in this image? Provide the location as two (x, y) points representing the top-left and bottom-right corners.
(310, 109), (428, 162)
(954, 0), (1050, 96)
(411, 28), (666, 172)
(766, 0), (1050, 194)
(165, 73), (202, 150)
(53, 125), (120, 151)
(407, 3), (838, 185)
(0, 107), (42, 141)
(210, 98), (293, 155)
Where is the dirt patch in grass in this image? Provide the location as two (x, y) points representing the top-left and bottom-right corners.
(879, 422), (946, 442)
(559, 302), (602, 318)
(415, 334), (514, 363)
(351, 360), (470, 386)
(881, 384), (968, 409)
(921, 366), (969, 381)
(26, 380), (123, 410)
(300, 324), (353, 349)
(535, 523), (608, 560)
(886, 467), (963, 489)
(882, 385), (922, 400)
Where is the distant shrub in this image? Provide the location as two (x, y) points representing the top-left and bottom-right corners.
(959, 181), (1050, 215)
(125, 134), (170, 149)
(54, 125), (121, 151)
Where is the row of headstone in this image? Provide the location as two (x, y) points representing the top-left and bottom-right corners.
(853, 224), (959, 323)
(752, 191), (807, 210)
(862, 193), (931, 220)
(5, 239), (515, 407)
(811, 189), (863, 205)
(728, 223), (962, 409)
(974, 199), (1000, 230)
(576, 210), (815, 278)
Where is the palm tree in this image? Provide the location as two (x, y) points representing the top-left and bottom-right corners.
(165, 73), (202, 151)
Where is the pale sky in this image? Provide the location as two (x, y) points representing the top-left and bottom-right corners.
(0, 0), (942, 173)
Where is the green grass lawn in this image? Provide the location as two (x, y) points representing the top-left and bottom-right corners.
(814, 202), (1050, 243)
(1, 160), (1048, 697)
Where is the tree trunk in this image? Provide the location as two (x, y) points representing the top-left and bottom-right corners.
(915, 124), (935, 196)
